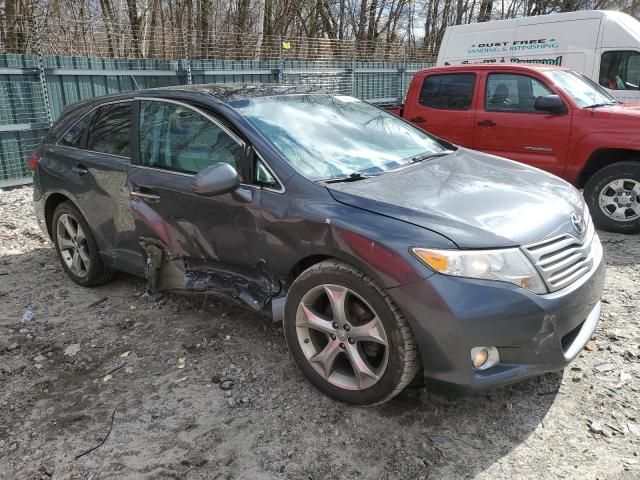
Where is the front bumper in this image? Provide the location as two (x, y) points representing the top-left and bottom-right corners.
(386, 245), (605, 390)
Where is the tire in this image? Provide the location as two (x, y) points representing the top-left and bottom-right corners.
(283, 260), (418, 405)
(52, 201), (114, 286)
(584, 161), (640, 234)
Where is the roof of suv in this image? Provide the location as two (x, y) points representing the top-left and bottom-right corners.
(74, 83), (328, 108)
(49, 83), (329, 140)
(158, 83), (327, 102)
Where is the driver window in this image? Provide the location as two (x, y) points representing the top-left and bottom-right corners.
(138, 100), (243, 177)
(485, 73), (553, 113)
(600, 51), (640, 91)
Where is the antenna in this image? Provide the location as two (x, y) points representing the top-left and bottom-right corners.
(131, 75), (141, 91)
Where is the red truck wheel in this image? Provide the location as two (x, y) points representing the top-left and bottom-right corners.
(584, 161), (640, 234)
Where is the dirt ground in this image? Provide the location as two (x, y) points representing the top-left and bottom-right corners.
(0, 185), (639, 480)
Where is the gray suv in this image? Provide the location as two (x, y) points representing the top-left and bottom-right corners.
(31, 84), (605, 405)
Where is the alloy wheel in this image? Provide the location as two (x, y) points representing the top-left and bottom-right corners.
(295, 284), (389, 390)
(598, 178), (640, 222)
(56, 213), (91, 278)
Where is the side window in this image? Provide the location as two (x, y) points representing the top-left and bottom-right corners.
(419, 73), (475, 110)
(86, 103), (132, 157)
(138, 101), (243, 177)
(485, 74), (553, 113)
(600, 51), (640, 90)
(59, 112), (93, 148)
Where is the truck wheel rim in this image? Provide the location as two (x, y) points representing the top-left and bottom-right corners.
(56, 214), (91, 277)
(598, 179), (640, 222)
(295, 284), (389, 391)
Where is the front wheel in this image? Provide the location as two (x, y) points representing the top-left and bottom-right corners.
(283, 260), (418, 405)
(584, 161), (640, 234)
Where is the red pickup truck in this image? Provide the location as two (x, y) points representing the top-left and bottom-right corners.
(386, 64), (640, 234)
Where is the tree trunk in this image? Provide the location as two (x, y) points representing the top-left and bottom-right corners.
(99, 0), (117, 57)
(125, 0), (141, 56)
(255, 0), (266, 58)
(140, 0), (152, 57)
(5, 0), (19, 52)
(356, 0), (368, 41)
(478, 0), (493, 22)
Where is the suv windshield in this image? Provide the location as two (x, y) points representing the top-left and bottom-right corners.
(544, 70), (618, 108)
(230, 94), (449, 181)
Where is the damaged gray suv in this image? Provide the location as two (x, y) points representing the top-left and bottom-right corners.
(32, 84), (605, 405)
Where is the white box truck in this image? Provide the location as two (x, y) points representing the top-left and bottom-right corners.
(436, 10), (640, 103)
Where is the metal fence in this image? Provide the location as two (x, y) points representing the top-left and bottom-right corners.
(0, 18), (437, 187)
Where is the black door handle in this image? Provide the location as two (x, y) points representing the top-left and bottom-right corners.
(477, 120), (497, 127)
(410, 116), (427, 124)
(72, 163), (88, 175)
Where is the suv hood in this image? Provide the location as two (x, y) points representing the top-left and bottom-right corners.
(327, 149), (586, 249)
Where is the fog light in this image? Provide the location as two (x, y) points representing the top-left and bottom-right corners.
(471, 346), (499, 370)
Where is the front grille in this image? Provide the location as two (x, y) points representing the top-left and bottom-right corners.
(522, 215), (600, 293)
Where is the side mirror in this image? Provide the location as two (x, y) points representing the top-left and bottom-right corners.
(191, 163), (240, 196)
(534, 95), (567, 114)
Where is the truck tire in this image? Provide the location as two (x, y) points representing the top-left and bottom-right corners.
(584, 161), (640, 234)
(283, 260), (419, 405)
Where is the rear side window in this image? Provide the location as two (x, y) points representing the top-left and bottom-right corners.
(58, 112), (93, 148)
(138, 100), (243, 176)
(600, 51), (640, 90)
(419, 74), (475, 110)
(485, 73), (553, 113)
(86, 102), (132, 157)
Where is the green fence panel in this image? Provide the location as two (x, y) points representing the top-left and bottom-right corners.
(103, 58), (120, 94)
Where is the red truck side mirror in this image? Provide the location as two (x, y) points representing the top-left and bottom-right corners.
(534, 95), (567, 115)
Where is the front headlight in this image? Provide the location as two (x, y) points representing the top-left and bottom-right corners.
(412, 247), (547, 294)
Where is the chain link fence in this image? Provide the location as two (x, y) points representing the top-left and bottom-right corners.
(0, 16), (437, 187)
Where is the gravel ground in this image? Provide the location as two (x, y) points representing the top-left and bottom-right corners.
(0, 185), (639, 480)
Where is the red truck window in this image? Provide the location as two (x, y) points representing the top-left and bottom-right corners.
(419, 73), (475, 111)
(485, 73), (553, 114)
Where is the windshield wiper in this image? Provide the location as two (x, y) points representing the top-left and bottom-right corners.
(409, 150), (454, 163)
(584, 101), (617, 109)
(323, 151), (455, 183)
(324, 172), (375, 184)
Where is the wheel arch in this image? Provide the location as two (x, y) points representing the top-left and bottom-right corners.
(288, 254), (334, 285)
(44, 192), (73, 239)
(285, 250), (398, 295)
(578, 148), (640, 189)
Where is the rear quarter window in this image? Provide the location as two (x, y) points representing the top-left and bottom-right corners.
(58, 112), (93, 148)
(86, 102), (132, 157)
(47, 105), (92, 145)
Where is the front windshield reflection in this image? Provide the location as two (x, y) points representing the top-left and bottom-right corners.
(230, 94), (448, 181)
(545, 70), (617, 108)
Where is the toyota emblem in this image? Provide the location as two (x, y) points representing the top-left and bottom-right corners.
(570, 212), (586, 235)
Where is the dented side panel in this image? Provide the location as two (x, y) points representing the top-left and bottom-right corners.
(256, 175), (456, 291)
(128, 165), (280, 308)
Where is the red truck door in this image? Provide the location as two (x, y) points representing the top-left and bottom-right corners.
(403, 71), (477, 147)
(473, 71), (572, 177)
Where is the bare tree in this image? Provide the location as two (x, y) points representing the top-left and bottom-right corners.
(2, 0), (637, 60)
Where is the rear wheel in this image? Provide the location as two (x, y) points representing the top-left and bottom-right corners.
(52, 202), (113, 286)
(283, 260), (418, 405)
(584, 161), (640, 234)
